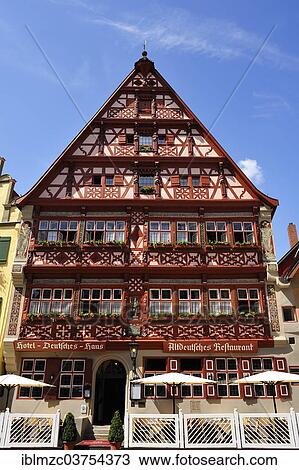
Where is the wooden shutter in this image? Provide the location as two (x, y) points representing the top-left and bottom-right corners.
(166, 134), (175, 145)
(114, 175), (124, 186)
(201, 176), (211, 187)
(170, 175), (180, 187)
(44, 358), (61, 401)
(118, 134), (126, 145)
(0, 237), (11, 262)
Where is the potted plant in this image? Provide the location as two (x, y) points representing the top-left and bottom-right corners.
(62, 412), (78, 450)
(108, 410), (124, 450)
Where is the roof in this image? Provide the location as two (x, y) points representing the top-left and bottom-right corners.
(278, 241), (299, 279)
(16, 52), (279, 212)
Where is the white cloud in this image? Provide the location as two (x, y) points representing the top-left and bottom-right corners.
(238, 159), (264, 185)
(252, 92), (290, 118)
(88, 12), (299, 71)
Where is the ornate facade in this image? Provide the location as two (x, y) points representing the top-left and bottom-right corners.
(3, 52), (295, 433)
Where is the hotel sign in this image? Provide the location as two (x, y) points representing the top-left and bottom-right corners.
(163, 340), (258, 354)
(14, 340), (106, 352)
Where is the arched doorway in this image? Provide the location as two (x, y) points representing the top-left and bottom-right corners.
(94, 360), (127, 425)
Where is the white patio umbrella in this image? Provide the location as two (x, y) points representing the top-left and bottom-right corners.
(0, 374), (55, 410)
(232, 371), (299, 413)
(132, 372), (215, 413)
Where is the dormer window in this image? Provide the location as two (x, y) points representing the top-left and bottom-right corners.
(139, 99), (152, 115)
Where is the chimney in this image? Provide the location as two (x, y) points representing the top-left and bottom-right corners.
(288, 223), (298, 248)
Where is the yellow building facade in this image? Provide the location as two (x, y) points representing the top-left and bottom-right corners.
(0, 157), (21, 374)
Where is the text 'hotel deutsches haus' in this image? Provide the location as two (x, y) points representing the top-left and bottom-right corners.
(3, 52), (297, 431)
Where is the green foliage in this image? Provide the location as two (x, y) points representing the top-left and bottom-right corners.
(140, 186), (155, 194)
(108, 411), (124, 443)
(62, 413), (78, 443)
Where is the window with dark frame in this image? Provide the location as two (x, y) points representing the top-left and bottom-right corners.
(59, 360), (85, 399)
(80, 288), (122, 316)
(92, 175), (102, 186)
(215, 358), (239, 397)
(206, 222), (227, 243)
(84, 220), (125, 243)
(208, 289), (232, 315)
(232, 222), (255, 244)
(19, 359), (46, 398)
(180, 358), (203, 398)
(282, 306), (296, 322)
(251, 357), (274, 397)
(178, 289), (201, 316)
(38, 221), (78, 243)
(237, 289), (260, 314)
(28, 288), (73, 316)
(143, 358), (167, 398)
(149, 289), (172, 317)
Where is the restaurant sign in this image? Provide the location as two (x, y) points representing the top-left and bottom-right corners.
(14, 340), (106, 352)
(163, 340), (258, 354)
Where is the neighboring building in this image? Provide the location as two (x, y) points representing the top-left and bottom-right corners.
(0, 157), (21, 376)
(2, 52), (295, 435)
(277, 223), (299, 372)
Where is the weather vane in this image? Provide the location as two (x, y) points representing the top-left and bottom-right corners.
(143, 40), (147, 52)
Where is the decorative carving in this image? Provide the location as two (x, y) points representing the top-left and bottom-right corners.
(206, 251), (259, 266)
(85, 187), (102, 198)
(130, 210), (145, 225)
(209, 324), (236, 339)
(177, 324), (205, 338)
(156, 108), (183, 119)
(7, 287), (23, 336)
(114, 145), (135, 156)
(142, 323), (174, 338)
(267, 284), (280, 332)
(107, 108), (135, 118)
(147, 250), (201, 266)
(260, 221), (275, 260)
(128, 277), (144, 294)
(104, 187), (120, 198)
(192, 188), (209, 199)
(16, 223), (31, 259)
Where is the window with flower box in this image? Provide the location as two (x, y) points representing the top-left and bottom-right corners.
(84, 221), (125, 243)
(58, 360), (85, 398)
(215, 358), (239, 397)
(176, 222), (198, 244)
(143, 358), (167, 398)
(237, 289), (260, 315)
(80, 288), (122, 317)
(206, 222), (227, 243)
(149, 289), (172, 317)
(149, 221), (171, 244)
(208, 289), (232, 316)
(38, 220), (78, 242)
(139, 175), (155, 190)
(28, 288), (73, 317)
(19, 359), (46, 398)
(178, 289), (201, 317)
(232, 222), (255, 244)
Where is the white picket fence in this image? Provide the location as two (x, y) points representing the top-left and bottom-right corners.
(0, 410), (60, 448)
(125, 408), (299, 449)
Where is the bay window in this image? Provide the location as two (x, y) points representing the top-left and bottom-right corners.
(149, 289), (172, 317)
(29, 288), (73, 316)
(80, 288), (122, 316)
(233, 222), (254, 244)
(178, 289), (201, 316)
(237, 288), (260, 314)
(208, 289), (232, 315)
(38, 220), (78, 242)
(149, 221), (171, 244)
(206, 222), (227, 243)
(85, 220), (125, 243)
(177, 221), (198, 243)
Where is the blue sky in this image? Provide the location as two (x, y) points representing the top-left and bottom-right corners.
(1, 0), (298, 258)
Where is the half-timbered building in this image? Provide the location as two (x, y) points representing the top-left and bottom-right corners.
(3, 52), (296, 436)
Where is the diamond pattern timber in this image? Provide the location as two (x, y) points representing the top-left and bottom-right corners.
(177, 324), (205, 339)
(142, 323), (174, 338)
(108, 108), (135, 118)
(209, 324), (236, 339)
(239, 414), (295, 448)
(129, 415), (180, 448)
(206, 251), (259, 266)
(156, 108), (183, 119)
(184, 415), (236, 448)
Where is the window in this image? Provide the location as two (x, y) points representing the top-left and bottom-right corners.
(177, 222), (198, 244)
(251, 358), (274, 397)
(105, 175), (114, 186)
(149, 289), (172, 317)
(180, 359), (203, 397)
(139, 175), (154, 189)
(158, 134), (165, 144)
(215, 359), (239, 397)
(144, 358), (167, 398)
(178, 289), (201, 316)
(38, 221), (78, 243)
(80, 288), (122, 316)
(149, 221), (171, 244)
(282, 306), (296, 322)
(92, 175), (101, 186)
(192, 176), (200, 187)
(139, 99), (152, 115)
(59, 360), (85, 398)
(19, 359), (46, 398)
(85, 220), (125, 243)
(0, 237), (11, 262)
(206, 222), (227, 243)
(126, 134), (134, 144)
(180, 175), (188, 187)
(237, 289), (260, 314)
(29, 288), (73, 316)
(139, 135), (153, 147)
(208, 289), (232, 315)
(232, 222), (254, 244)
